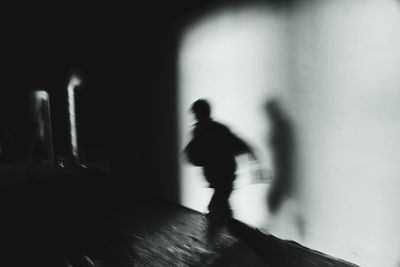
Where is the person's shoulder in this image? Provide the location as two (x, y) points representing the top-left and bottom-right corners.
(209, 120), (225, 127)
(210, 120), (232, 133)
(196, 119), (231, 133)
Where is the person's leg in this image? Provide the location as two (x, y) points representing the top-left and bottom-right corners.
(207, 189), (218, 216)
(217, 182), (233, 218)
(208, 180), (233, 220)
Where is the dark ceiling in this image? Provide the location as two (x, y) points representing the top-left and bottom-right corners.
(0, 1), (216, 91)
(0, 0), (291, 91)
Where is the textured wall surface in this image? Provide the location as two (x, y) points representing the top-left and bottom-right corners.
(179, 1), (400, 266)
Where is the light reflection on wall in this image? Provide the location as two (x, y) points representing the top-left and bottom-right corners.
(178, 4), (288, 230)
(32, 90), (54, 163)
(287, 1), (400, 266)
(179, 1), (400, 266)
(67, 75), (81, 164)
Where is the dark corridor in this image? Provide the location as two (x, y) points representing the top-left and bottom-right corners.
(0, 2), (362, 267)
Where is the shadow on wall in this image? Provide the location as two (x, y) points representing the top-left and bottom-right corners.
(265, 99), (294, 213)
(265, 98), (306, 237)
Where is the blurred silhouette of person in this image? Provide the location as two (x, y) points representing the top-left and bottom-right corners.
(184, 99), (259, 224)
(265, 99), (294, 213)
(265, 99), (306, 237)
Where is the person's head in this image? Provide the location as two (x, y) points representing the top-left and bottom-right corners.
(191, 99), (211, 122)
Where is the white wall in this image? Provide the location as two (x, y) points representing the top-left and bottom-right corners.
(178, 3), (288, 225)
(286, 1), (400, 266)
(179, 1), (400, 266)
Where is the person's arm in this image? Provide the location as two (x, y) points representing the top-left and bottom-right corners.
(244, 146), (267, 183)
(183, 127), (207, 167)
(246, 144), (258, 161)
(230, 132), (257, 159)
(230, 132), (268, 182)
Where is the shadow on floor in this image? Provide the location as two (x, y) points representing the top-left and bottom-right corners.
(229, 219), (359, 267)
(0, 179), (359, 267)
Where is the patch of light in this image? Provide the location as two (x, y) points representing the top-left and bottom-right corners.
(35, 90), (49, 100)
(178, 0), (400, 266)
(67, 75), (80, 162)
(178, 4), (288, 220)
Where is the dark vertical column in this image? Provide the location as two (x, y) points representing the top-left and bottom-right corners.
(50, 83), (71, 166)
(132, 25), (181, 202)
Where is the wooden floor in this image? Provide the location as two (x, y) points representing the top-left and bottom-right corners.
(0, 173), (359, 267)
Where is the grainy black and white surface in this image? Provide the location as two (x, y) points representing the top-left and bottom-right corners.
(0, 1), (398, 266)
(0, 167), (358, 267)
(70, 201), (360, 267)
(88, 202), (359, 267)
